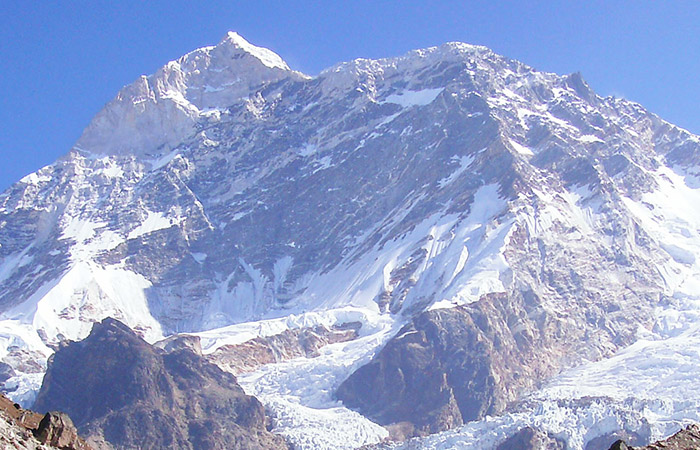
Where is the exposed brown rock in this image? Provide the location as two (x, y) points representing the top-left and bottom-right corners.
(336, 291), (568, 437)
(34, 412), (91, 450)
(0, 393), (43, 430)
(609, 423), (700, 450)
(209, 322), (360, 374)
(0, 393), (90, 449)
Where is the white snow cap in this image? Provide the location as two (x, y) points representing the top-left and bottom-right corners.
(73, 31), (296, 158)
(221, 31), (290, 70)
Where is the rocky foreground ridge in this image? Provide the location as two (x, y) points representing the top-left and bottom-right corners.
(0, 392), (89, 449)
(609, 424), (700, 450)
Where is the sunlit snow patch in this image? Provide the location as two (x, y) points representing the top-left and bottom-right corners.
(286, 183), (512, 316)
(508, 138), (534, 156)
(383, 88), (444, 107)
(59, 218), (124, 260)
(621, 166), (700, 333)
(579, 134), (604, 144)
(127, 211), (177, 240)
(224, 31), (290, 71)
(438, 155), (475, 189)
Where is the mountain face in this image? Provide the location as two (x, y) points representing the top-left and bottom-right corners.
(336, 293), (555, 436)
(1, 32), (700, 449)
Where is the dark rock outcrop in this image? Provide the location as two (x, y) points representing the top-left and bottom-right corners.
(0, 362), (16, 383)
(588, 430), (646, 450)
(496, 427), (566, 450)
(33, 318), (288, 450)
(336, 292), (565, 436)
(609, 423), (700, 449)
(34, 412), (90, 450)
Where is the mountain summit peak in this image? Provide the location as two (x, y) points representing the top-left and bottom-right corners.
(218, 31), (291, 71)
(73, 31), (299, 158)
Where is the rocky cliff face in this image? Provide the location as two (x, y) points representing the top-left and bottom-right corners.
(337, 292), (570, 436)
(4, 32), (694, 346)
(33, 318), (288, 450)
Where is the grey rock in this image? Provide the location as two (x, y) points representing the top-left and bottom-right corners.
(154, 334), (203, 355)
(0, 362), (16, 383)
(587, 430), (646, 450)
(497, 427), (566, 450)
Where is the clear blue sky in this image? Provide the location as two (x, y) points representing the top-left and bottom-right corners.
(1, 1), (699, 192)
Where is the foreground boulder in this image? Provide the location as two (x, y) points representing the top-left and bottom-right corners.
(0, 393), (89, 449)
(33, 318), (288, 449)
(34, 411), (91, 449)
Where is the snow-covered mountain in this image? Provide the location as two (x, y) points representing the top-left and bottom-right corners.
(1, 32), (700, 449)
